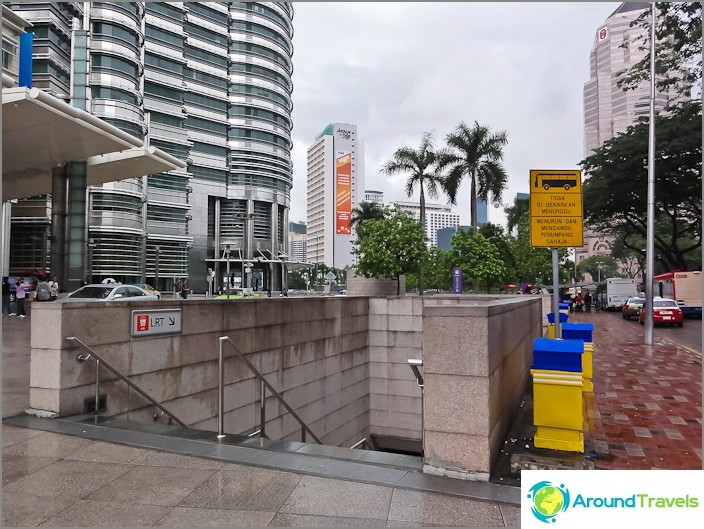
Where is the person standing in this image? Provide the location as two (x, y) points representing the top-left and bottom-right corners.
(174, 278), (182, 300)
(15, 278), (28, 318)
(2, 277), (13, 316)
(48, 276), (59, 301)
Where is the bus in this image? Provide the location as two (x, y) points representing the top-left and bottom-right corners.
(653, 270), (702, 318)
(595, 278), (638, 311)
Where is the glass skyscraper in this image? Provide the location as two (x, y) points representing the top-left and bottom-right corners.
(6, 2), (294, 293)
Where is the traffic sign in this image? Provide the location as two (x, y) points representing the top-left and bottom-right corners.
(132, 309), (182, 337)
(529, 170), (583, 248)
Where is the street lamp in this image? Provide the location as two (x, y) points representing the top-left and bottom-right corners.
(597, 263), (604, 283)
(244, 262), (253, 288)
(225, 244), (231, 298)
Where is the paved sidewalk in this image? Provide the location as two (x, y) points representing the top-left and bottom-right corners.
(570, 311), (702, 470)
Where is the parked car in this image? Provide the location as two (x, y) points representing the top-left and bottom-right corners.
(622, 297), (645, 320)
(130, 283), (161, 299)
(63, 284), (159, 302)
(214, 287), (260, 300)
(638, 297), (684, 327)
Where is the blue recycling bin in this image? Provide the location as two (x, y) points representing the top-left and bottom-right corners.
(561, 323), (594, 342)
(546, 312), (569, 324)
(532, 337), (584, 372)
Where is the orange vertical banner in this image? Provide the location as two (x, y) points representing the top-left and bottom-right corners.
(335, 152), (352, 234)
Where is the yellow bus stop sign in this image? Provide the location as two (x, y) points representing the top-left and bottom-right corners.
(529, 169), (583, 248)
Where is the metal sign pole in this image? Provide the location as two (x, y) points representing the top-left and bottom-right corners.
(644, 2), (656, 345)
(552, 248), (561, 338)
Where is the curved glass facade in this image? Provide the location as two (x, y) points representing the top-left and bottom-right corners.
(8, 2), (295, 293)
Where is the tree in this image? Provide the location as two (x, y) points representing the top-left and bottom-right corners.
(505, 195), (529, 235)
(576, 255), (620, 282)
(350, 201), (386, 240)
(442, 121), (509, 228)
(478, 223), (515, 285)
(448, 229), (506, 292)
(352, 210), (427, 295)
(381, 132), (447, 295)
(510, 214), (570, 285)
(580, 101), (702, 271)
(616, 3), (702, 97)
(408, 247), (453, 292)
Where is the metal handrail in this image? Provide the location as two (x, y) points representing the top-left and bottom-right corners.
(68, 336), (187, 428)
(219, 336), (322, 444)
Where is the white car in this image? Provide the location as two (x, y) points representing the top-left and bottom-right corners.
(63, 284), (159, 302)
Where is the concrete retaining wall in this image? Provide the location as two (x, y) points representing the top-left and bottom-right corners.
(347, 268), (405, 297)
(29, 297), (370, 448)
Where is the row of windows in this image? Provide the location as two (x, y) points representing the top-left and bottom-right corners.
(147, 205), (187, 224)
(92, 193), (142, 215)
(229, 83), (290, 109)
(151, 139), (190, 161)
(190, 165), (227, 183)
(229, 174), (290, 193)
(101, 117), (143, 139)
(32, 59), (70, 86)
(232, 3), (291, 34)
(230, 41), (290, 70)
(229, 20), (291, 53)
(184, 91), (229, 112)
(185, 44), (228, 68)
(187, 3), (228, 24)
(145, 25), (183, 48)
(150, 111), (184, 127)
(230, 105), (290, 128)
(144, 81), (182, 102)
(31, 25), (71, 56)
(219, 199), (248, 239)
(93, 54), (138, 79)
(185, 22), (228, 46)
(145, 2), (183, 22)
(92, 85), (138, 105)
(230, 62), (291, 91)
(148, 173), (189, 192)
(186, 116), (228, 136)
(92, 21), (140, 50)
(230, 127), (289, 147)
(231, 162), (291, 182)
(185, 67), (228, 89)
(145, 52), (184, 75)
(192, 141), (228, 157)
(94, 2), (142, 19)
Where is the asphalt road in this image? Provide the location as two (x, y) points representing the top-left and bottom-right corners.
(609, 310), (702, 355)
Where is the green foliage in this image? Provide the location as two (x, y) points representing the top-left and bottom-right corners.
(442, 121), (509, 227)
(351, 201), (387, 240)
(576, 255), (621, 282)
(616, 2), (701, 97)
(580, 101), (702, 271)
(352, 210), (427, 291)
(478, 223), (515, 284)
(505, 195), (529, 235)
(448, 229), (506, 292)
(511, 214), (570, 284)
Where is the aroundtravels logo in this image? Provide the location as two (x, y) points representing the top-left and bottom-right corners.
(527, 481), (571, 523)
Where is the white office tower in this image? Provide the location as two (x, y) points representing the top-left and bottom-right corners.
(391, 201), (460, 248)
(364, 190), (384, 205)
(306, 123), (365, 267)
(583, 2), (679, 157)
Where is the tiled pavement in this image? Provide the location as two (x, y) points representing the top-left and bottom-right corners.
(570, 311), (702, 470)
(2, 424), (520, 527)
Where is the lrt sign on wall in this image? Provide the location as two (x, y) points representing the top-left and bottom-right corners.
(529, 169), (584, 248)
(131, 309), (182, 337)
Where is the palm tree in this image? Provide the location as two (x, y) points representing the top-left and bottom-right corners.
(381, 132), (446, 295)
(443, 121), (509, 228)
(350, 201), (386, 240)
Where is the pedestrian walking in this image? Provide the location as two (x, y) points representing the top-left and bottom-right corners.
(2, 277), (13, 316)
(15, 278), (28, 317)
(174, 278), (182, 299)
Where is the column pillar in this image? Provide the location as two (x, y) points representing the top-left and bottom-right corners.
(50, 166), (67, 287)
(65, 161), (87, 292)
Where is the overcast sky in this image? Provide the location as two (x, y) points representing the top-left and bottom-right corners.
(287, 1), (621, 227)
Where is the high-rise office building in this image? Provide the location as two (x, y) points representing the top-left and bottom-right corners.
(392, 201), (460, 248)
(578, 2), (680, 277)
(364, 190), (383, 205)
(288, 221), (306, 262)
(476, 199), (488, 226)
(5, 2), (295, 293)
(306, 123), (364, 267)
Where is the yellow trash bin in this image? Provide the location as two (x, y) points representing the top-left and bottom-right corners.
(582, 342), (593, 392)
(531, 369), (584, 453)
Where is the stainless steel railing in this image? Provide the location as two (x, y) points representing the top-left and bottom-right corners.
(218, 336), (322, 444)
(68, 336), (187, 428)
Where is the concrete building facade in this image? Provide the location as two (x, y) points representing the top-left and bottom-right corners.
(5, 2), (295, 294)
(306, 123), (365, 267)
(577, 2), (680, 278)
(364, 189), (384, 205)
(392, 201), (460, 248)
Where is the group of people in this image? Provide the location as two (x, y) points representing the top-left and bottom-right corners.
(2, 274), (60, 318)
(565, 292), (596, 312)
(173, 278), (190, 299)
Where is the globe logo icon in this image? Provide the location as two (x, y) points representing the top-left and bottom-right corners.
(527, 481), (570, 523)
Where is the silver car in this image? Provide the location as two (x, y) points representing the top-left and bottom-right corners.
(63, 284), (159, 302)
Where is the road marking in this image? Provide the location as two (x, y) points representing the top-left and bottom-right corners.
(662, 337), (702, 357)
